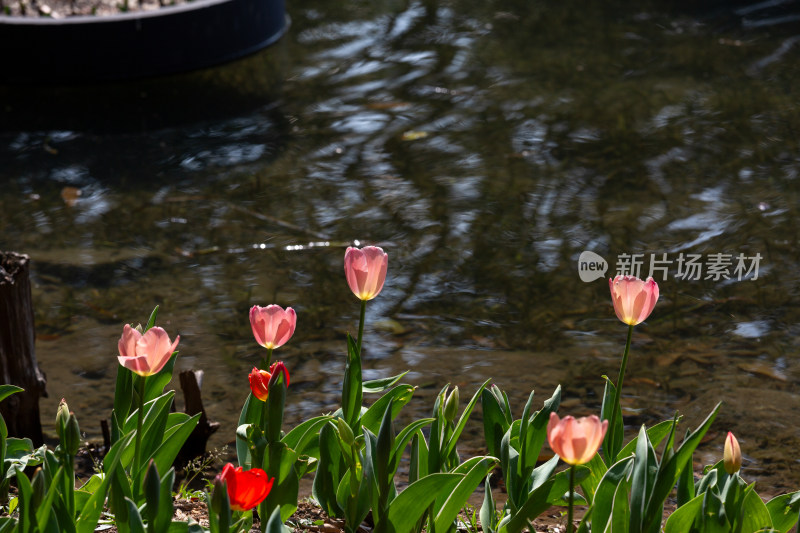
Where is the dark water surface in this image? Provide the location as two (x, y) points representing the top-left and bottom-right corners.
(2, 0), (800, 495)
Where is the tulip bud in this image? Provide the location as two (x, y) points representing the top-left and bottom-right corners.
(723, 431), (742, 475)
(444, 386), (459, 422)
(65, 413), (81, 456)
(336, 417), (356, 447)
(267, 361), (290, 389)
(55, 398), (70, 440)
(210, 476), (228, 515)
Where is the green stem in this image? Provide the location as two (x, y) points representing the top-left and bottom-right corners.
(608, 324), (634, 463)
(133, 374), (146, 497)
(567, 465), (576, 533)
(260, 348), (274, 370)
(65, 453), (75, 518)
(356, 300), (366, 356)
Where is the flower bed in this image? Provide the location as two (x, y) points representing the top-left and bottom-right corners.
(1, 246), (799, 533)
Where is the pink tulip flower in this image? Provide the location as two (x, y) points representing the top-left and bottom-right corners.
(547, 412), (608, 466)
(723, 431), (742, 474)
(117, 324), (180, 377)
(609, 275), (659, 326)
(249, 305), (296, 350)
(344, 246), (388, 301)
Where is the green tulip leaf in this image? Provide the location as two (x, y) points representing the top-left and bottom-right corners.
(312, 422), (345, 518)
(123, 391), (174, 434)
(409, 431), (429, 483)
(444, 379), (492, 461)
(480, 472), (498, 533)
(265, 506), (292, 533)
(260, 441), (300, 522)
(0, 518), (15, 533)
(600, 376), (624, 466)
(236, 393), (263, 468)
(434, 456), (499, 533)
(113, 364), (135, 428)
(144, 352), (179, 403)
(362, 372), (409, 394)
(546, 465), (591, 506)
(335, 467), (372, 529)
(617, 418), (680, 461)
(379, 473), (462, 533)
(629, 424), (658, 532)
(676, 433), (696, 507)
(766, 491), (800, 533)
(664, 492), (703, 533)
(152, 466), (176, 533)
(4, 440), (45, 481)
(738, 485), (774, 533)
(519, 385), (561, 477)
(139, 393), (176, 463)
(124, 496), (146, 533)
(375, 400), (396, 492)
(361, 384), (415, 434)
(609, 475), (633, 533)
(530, 455), (559, 493)
(0, 385), (23, 405)
(34, 466), (63, 530)
(579, 453), (608, 505)
(644, 404), (720, 531)
(146, 413), (200, 480)
(342, 333), (363, 428)
(282, 415), (333, 459)
(15, 467), (34, 532)
(500, 426), (523, 509)
(144, 305), (159, 332)
(497, 476), (556, 533)
(390, 418), (435, 476)
(481, 387), (511, 461)
(591, 455), (634, 532)
(76, 434), (133, 533)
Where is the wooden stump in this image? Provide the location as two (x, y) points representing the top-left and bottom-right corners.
(177, 369), (219, 462)
(0, 252), (47, 447)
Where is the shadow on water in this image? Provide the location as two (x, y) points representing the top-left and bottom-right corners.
(0, 39), (290, 134)
(1, 0), (800, 496)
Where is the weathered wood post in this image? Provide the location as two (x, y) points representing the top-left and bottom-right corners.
(177, 369), (219, 461)
(0, 252), (47, 447)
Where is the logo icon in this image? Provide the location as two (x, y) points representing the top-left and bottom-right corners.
(578, 251), (608, 282)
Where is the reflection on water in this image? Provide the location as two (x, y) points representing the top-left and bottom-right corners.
(2, 0), (800, 494)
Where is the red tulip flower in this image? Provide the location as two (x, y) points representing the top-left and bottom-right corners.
(609, 275), (659, 326)
(216, 463), (274, 512)
(248, 361), (290, 402)
(723, 431), (742, 474)
(117, 324), (180, 377)
(250, 305), (296, 350)
(344, 246), (388, 301)
(547, 412), (608, 466)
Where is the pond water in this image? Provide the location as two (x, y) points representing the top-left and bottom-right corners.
(1, 0), (800, 497)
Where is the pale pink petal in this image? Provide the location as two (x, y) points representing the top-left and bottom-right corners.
(118, 354), (151, 375)
(610, 275), (659, 326)
(271, 308), (296, 348)
(344, 247), (369, 298)
(250, 305), (295, 349)
(136, 327), (178, 375)
(361, 246), (388, 300)
(250, 306), (266, 346)
(118, 324), (141, 360)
